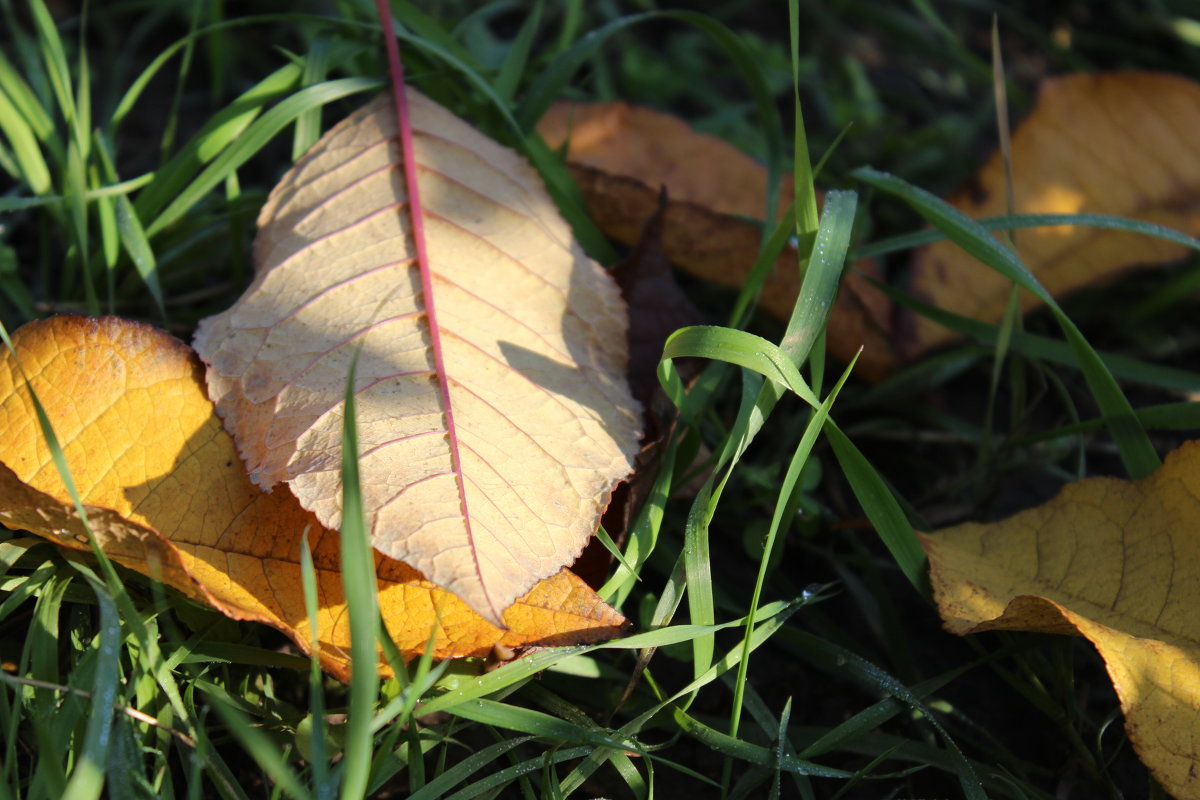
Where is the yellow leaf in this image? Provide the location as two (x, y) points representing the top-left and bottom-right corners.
(194, 90), (642, 624)
(537, 101), (899, 381)
(921, 441), (1200, 799)
(0, 316), (628, 680)
(906, 72), (1200, 357)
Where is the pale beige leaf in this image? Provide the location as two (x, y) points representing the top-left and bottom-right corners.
(194, 90), (641, 624)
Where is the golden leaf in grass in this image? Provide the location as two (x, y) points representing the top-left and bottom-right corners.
(921, 442), (1200, 799)
(0, 316), (628, 680)
(906, 72), (1200, 357)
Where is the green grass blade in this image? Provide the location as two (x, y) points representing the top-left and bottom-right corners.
(0, 85), (51, 194)
(134, 62), (303, 225)
(824, 422), (928, 594)
(59, 569), (122, 800)
(406, 737), (535, 800)
(203, 686), (311, 800)
(729, 355), (857, 740)
(299, 533), (331, 799)
(494, 0), (542, 103)
(145, 77), (380, 237)
(864, 276), (1200, 393)
(338, 348), (379, 800)
(292, 39), (332, 161)
(852, 211), (1200, 261)
(854, 166), (1159, 478)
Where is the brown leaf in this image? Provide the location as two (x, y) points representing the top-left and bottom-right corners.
(538, 102), (899, 380)
(906, 72), (1200, 357)
(921, 441), (1200, 799)
(612, 189), (705, 410)
(194, 90), (642, 625)
(0, 316), (628, 680)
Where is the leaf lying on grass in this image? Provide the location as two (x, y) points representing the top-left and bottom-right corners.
(194, 89), (642, 625)
(537, 101), (898, 380)
(921, 441), (1200, 800)
(0, 315), (629, 680)
(905, 72), (1200, 358)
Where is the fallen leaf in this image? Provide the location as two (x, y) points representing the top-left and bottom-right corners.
(920, 441), (1200, 799)
(0, 315), (628, 680)
(906, 72), (1200, 357)
(194, 90), (642, 625)
(537, 102), (898, 380)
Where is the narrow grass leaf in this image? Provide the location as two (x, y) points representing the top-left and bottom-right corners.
(0, 86), (50, 194)
(866, 277), (1200, 393)
(299, 534), (330, 798)
(672, 708), (851, 778)
(337, 345), (378, 800)
(146, 77), (381, 236)
(851, 212), (1200, 261)
(439, 746), (593, 800)
(494, 0), (542, 103)
(729, 355), (858, 740)
(59, 569), (121, 800)
(824, 422), (928, 593)
(405, 737), (535, 800)
(853, 166), (1159, 478)
(293, 39), (332, 160)
(134, 62), (302, 223)
(448, 699), (640, 753)
(203, 687), (311, 800)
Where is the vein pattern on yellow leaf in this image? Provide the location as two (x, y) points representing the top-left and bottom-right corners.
(537, 101), (897, 380)
(921, 442), (1200, 799)
(194, 89), (642, 624)
(0, 316), (628, 680)
(907, 71), (1200, 357)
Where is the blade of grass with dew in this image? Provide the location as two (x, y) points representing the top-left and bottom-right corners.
(58, 567), (121, 800)
(853, 166), (1159, 478)
(557, 600), (811, 794)
(337, 347), (379, 800)
(728, 355), (858, 743)
(447, 700), (643, 754)
(419, 600), (799, 716)
(404, 737), (535, 800)
(781, 630), (985, 799)
(673, 709), (852, 779)
(145, 77), (381, 236)
(439, 746), (594, 800)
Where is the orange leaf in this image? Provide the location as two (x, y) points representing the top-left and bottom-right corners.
(537, 101), (898, 380)
(921, 442), (1200, 799)
(194, 90), (642, 625)
(906, 72), (1200, 357)
(0, 316), (628, 680)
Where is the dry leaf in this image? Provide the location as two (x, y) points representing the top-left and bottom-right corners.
(921, 442), (1200, 799)
(537, 102), (898, 380)
(906, 72), (1200, 357)
(194, 90), (642, 625)
(0, 316), (628, 680)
